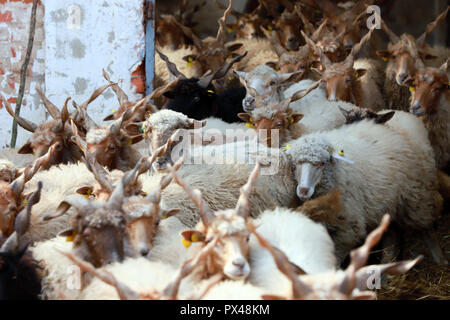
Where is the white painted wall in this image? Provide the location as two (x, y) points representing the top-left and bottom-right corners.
(0, 0), (145, 150)
(44, 0), (145, 126)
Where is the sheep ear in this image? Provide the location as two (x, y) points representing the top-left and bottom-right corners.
(76, 186), (93, 199)
(375, 111), (395, 124)
(180, 230), (205, 248)
(376, 50), (391, 61)
(163, 91), (176, 99)
(266, 61), (279, 71)
(160, 208), (180, 219)
(289, 113), (304, 124)
(331, 151), (354, 164)
(278, 70), (303, 84)
(233, 69), (248, 82)
(186, 119), (206, 129)
(103, 114), (115, 121)
(238, 113), (251, 123)
(18, 142), (33, 155)
(226, 43), (243, 52)
(58, 227), (75, 238)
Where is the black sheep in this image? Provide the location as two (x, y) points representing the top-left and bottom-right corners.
(0, 182), (43, 300)
(157, 49), (247, 123)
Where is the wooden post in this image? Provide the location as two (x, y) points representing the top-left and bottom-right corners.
(145, 0), (156, 95)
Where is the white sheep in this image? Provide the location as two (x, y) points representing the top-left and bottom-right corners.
(286, 119), (445, 265)
(247, 208), (337, 296)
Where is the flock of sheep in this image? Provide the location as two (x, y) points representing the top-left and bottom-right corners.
(0, 0), (449, 300)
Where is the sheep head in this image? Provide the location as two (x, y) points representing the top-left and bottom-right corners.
(0, 160), (20, 184)
(234, 65), (303, 113)
(407, 59), (449, 117)
(272, 8), (303, 51)
(376, 6), (448, 86)
(171, 160), (261, 281)
(339, 106), (395, 125)
(307, 28), (373, 104)
(237, 79), (322, 147)
(286, 136), (354, 201)
(142, 110), (206, 172)
(0, 145), (56, 237)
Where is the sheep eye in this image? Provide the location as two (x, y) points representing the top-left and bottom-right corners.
(269, 80), (276, 86)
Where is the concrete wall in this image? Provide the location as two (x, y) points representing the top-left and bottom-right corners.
(0, 0), (145, 150)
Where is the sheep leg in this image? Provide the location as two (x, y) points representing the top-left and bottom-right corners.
(418, 228), (448, 266)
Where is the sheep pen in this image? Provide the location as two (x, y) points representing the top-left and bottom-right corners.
(0, 0), (449, 303)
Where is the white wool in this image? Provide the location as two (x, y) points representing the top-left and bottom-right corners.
(31, 237), (82, 300)
(202, 280), (267, 300)
(248, 208), (336, 295)
(144, 109), (189, 133)
(140, 141), (299, 229)
(284, 80), (355, 134)
(86, 128), (109, 144)
(23, 162), (95, 243)
(288, 119), (439, 263)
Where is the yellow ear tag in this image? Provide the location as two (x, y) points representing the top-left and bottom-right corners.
(66, 231), (77, 242)
(186, 56), (194, 68)
(275, 66), (279, 72)
(161, 213), (168, 219)
(267, 25), (273, 34)
(246, 122), (255, 129)
(338, 149), (345, 156)
(283, 144), (291, 151)
(227, 27), (233, 34)
(22, 199), (28, 206)
(289, 117), (294, 124)
(191, 233), (201, 242)
(354, 72), (359, 78)
(409, 86), (415, 93)
(83, 189), (92, 199)
(147, 113), (152, 118)
(128, 140), (133, 145)
(207, 90), (215, 94)
(314, 9), (321, 14)
(112, 109), (116, 113)
(382, 57), (388, 62)
(181, 238), (192, 249)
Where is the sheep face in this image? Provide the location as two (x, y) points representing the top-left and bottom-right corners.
(408, 67), (449, 117)
(143, 110), (205, 172)
(238, 108), (303, 147)
(156, 15), (192, 50)
(19, 122), (67, 169)
(288, 138), (332, 201)
(234, 65), (301, 112)
(232, 14), (269, 39)
(0, 183), (20, 237)
(185, 211), (251, 281)
(274, 11), (302, 51)
(86, 129), (119, 170)
(68, 209), (126, 268)
(0, 161), (18, 184)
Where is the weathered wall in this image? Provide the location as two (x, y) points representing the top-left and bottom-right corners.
(0, 0), (145, 150)
(0, 0), (46, 149)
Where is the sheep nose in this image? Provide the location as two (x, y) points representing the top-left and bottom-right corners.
(140, 248), (149, 256)
(288, 37), (296, 43)
(298, 187), (310, 196)
(244, 97), (255, 111)
(232, 259), (245, 269)
(410, 102), (423, 116)
(397, 73), (408, 84)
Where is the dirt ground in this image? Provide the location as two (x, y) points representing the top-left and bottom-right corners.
(377, 209), (450, 300)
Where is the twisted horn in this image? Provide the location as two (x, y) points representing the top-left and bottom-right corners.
(0, 93), (37, 132)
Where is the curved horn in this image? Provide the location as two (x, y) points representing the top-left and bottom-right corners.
(311, 18), (328, 42)
(10, 143), (58, 197)
(147, 156), (184, 205)
(102, 69), (129, 106)
(107, 159), (142, 210)
(290, 79), (323, 103)
(52, 97), (71, 133)
(0, 93), (37, 132)
(36, 87), (61, 119)
(14, 181), (42, 236)
(416, 6), (449, 47)
(57, 249), (139, 300)
(168, 160), (216, 227)
(380, 18), (399, 43)
(197, 51), (248, 89)
(156, 49), (187, 80)
(235, 162), (260, 219)
(216, 0), (233, 45)
(338, 214), (391, 296)
(79, 83), (116, 110)
(0, 231), (19, 254)
(42, 195), (96, 221)
(344, 28), (374, 67)
(248, 222), (312, 299)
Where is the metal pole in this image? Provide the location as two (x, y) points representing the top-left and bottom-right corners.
(145, 0), (155, 95)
